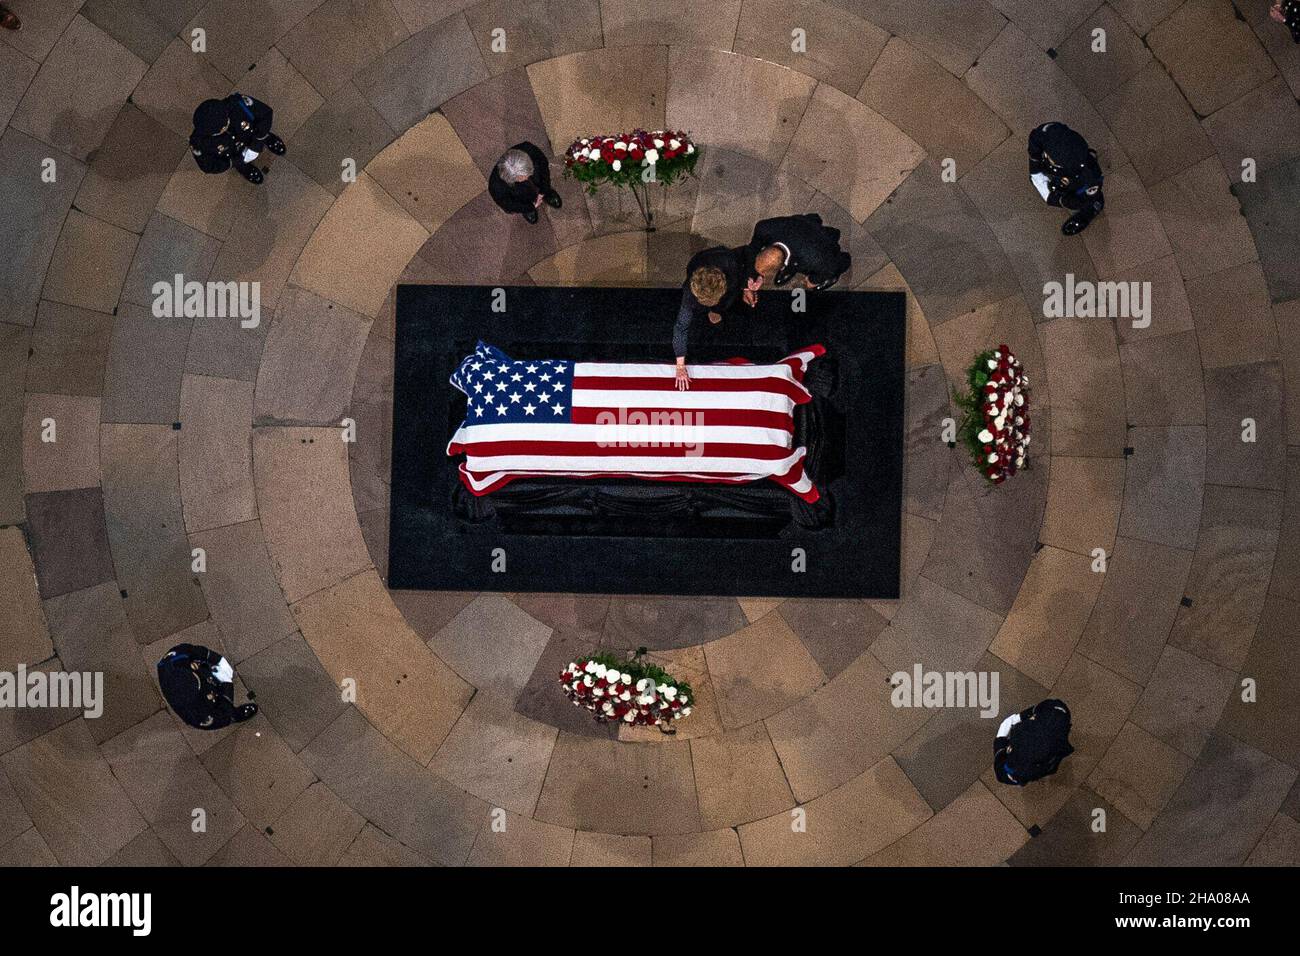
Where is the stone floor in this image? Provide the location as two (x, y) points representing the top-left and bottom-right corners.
(1, 0), (1298, 867)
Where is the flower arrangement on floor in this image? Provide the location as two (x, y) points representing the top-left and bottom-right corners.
(562, 129), (699, 229)
(559, 649), (693, 729)
(957, 344), (1031, 484)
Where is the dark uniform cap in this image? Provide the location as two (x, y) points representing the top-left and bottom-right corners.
(192, 98), (230, 136)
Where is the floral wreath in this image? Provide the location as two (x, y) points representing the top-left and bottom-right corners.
(562, 129), (699, 191)
(559, 650), (693, 727)
(957, 345), (1031, 484)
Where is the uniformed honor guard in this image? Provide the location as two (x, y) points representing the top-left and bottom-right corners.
(1270, 1), (1300, 42)
(1027, 121), (1104, 236)
(993, 698), (1075, 786)
(189, 94), (287, 185)
(157, 643), (257, 730)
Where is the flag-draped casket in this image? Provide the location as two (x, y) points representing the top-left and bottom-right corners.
(447, 342), (826, 502)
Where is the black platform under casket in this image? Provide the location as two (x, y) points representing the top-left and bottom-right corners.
(390, 284), (905, 598)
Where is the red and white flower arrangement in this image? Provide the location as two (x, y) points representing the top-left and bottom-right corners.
(559, 653), (694, 727)
(958, 344), (1031, 484)
(563, 129), (699, 191)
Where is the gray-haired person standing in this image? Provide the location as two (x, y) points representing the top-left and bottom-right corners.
(488, 141), (562, 223)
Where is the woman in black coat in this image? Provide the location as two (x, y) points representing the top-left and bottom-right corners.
(488, 142), (562, 223)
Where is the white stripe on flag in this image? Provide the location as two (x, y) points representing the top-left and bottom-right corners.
(571, 389), (796, 413)
(453, 421), (792, 447)
(462, 451), (807, 474)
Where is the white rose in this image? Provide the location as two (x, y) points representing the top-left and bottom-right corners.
(645, 148), (659, 164)
(636, 678), (652, 692)
(653, 138), (664, 148)
(669, 139), (680, 149)
(611, 159), (621, 171)
(664, 686), (677, 700)
(977, 429), (993, 443)
(594, 664), (607, 679)
(583, 675), (594, 687)
(606, 669), (621, 683)
(620, 690), (631, 701)
(623, 711), (636, 722)
(584, 661), (597, 674)
(614, 141), (627, 150)
(686, 144), (694, 154)
(987, 359), (997, 369)
(680, 707), (692, 717)
(987, 453), (999, 463)
(656, 683), (668, 695)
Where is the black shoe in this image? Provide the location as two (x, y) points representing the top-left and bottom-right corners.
(238, 165), (264, 185)
(1061, 213), (1092, 236)
(544, 190), (562, 209)
(233, 703), (258, 722)
(523, 208), (539, 224)
(265, 133), (286, 156)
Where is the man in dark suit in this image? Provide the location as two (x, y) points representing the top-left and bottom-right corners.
(747, 213), (852, 291)
(1028, 121), (1104, 236)
(489, 142), (562, 224)
(189, 94), (287, 185)
(672, 245), (757, 390)
(157, 643), (257, 730)
(994, 698), (1074, 786)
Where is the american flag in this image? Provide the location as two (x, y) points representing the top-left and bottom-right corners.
(447, 341), (825, 502)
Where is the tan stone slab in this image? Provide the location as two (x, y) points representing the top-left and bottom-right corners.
(739, 756), (932, 866)
(985, 0), (1098, 48)
(40, 209), (137, 315)
(601, 0), (741, 46)
(765, 649), (931, 802)
(864, 780), (1029, 865)
(1087, 721), (1193, 830)
(1186, 262), (1279, 369)
(366, 112), (486, 233)
(0, 827), (58, 866)
(1082, 163), (1174, 276)
(179, 375), (256, 532)
(0, 766), (32, 848)
(690, 722), (795, 829)
(267, 780), (366, 865)
(429, 692), (557, 816)
(252, 426), (372, 603)
(205, 824), (294, 866)
(782, 83), (924, 223)
(1112, 255), (1194, 346)
(738, 598), (782, 623)
(665, 47), (816, 166)
(1038, 316), (1125, 457)
(189, 521), (297, 664)
(26, 300), (114, 398)
(870, 573), (1005, 675)
(1246, 813), (1300, 866)
(200, 717), (316, 832)
(102, 712), (247, 866)
(42, 582), (161, 743)
(652, 828), (744, 866)
(1040, 456), (1125, 555)
(734, 0), (886, 94)
(1119, 425), (1207, 551)
(535, 733), (700, 835)
(526, 46), (667, 155)
(100, 424), (210, 642)
(156, 152), (249, 242)
(428, 594), (551, 703)
(205, 160), (335, 317)
(254, 286), (371, 425)
(102, 828), (180, 867)
(75, 104), (189, 235)
(22, 394), (101, 493)
(689, 160), (817, 249)
(0, 41), (36, 132)
(844, 0), (1007, 77)
(1148, 156), (1257, 281)
(465, 0), (604, 76)
(989, 546), (1104, 688)
(965, 23), (1118, 156)
(9, 14), (146, 160)
(869, 511), (939, 621)
(0, 526), (52, 671)
(858, 36), (1009, 173)
(293, 570), (472, 764)
(1077, 536), (1192, 685)
(1217, 593), (1300, 768)
(0, 0), (82, 61)
(1130, 644), (1235, 759)
(570, 830), (652, 866)
(340, 823), (431, 866)
(291, 172), (430, 318)
(1109, 0), (1183, 35)
(181, 0), (327, 84)
(129, 37), (230, 139)
(1119, 329), (1206, 426)
(1, 719), (147, 866)
(1148, 0), (1278, 117)
(931, 294), (1043, 410)
(1097, 59), (1215, 186)
(1278, 300), (1300, 446)
(276, 0), (409, 96)
(467, 809), (574, 866)
(239, 47), (324, 141)
(703, 612), (826, 730)
(1052, 2), (1152, 105)
(528, 230), (648, 286)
